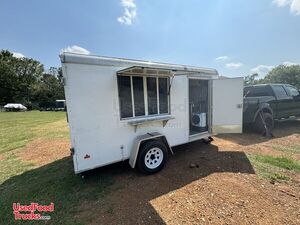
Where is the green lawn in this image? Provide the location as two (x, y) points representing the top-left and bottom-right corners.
(0, 111), (116, 225)
(0, 111), (69, 182)
(254, 155), (300, 172)
(248, 154), (300, 181)
(0, 111), (68, 154)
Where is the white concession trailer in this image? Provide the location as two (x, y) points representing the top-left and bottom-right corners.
(60, 53), (243, 174)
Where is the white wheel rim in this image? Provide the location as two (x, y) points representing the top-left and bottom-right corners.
(144, 147), (163, 169)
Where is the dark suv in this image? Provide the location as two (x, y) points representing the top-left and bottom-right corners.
(243, 84), (300, 132)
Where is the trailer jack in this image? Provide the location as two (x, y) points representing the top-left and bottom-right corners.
(258, 110), (274, 138)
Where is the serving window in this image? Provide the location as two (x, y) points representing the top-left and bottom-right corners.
(117, 75), (170, 119)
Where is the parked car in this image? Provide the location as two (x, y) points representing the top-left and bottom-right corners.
(243, 84), (300, 132)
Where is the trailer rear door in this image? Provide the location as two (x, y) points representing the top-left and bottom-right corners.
(211, 77), (243, 134)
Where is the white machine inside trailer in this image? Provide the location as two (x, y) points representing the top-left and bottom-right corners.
(60, 53), (243, 174)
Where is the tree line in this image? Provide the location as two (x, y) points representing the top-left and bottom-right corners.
(0, 50), (64, 109)
(1, 49), (299, 110)
(244, 65), (300, 88)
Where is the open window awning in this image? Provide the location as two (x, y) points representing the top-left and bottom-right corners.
(117, 66), (215, 77)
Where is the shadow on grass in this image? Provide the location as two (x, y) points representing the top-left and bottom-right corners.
(217, 120), (300, 146)
(0, 141), (255, 225)
(0, 157), (116, 225)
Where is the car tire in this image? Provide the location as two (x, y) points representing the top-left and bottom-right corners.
(137, 140), (168, 175)
(254, 112), (274, 134)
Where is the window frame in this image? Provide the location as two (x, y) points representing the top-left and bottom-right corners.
(117, 74), (170, 120)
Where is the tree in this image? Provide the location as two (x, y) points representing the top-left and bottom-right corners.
(31, 73), (65, 108)
(47, 66), (64, 84)
(244, 73), (260, 86)
(57, 67), (64, 84)
(262, 65), (300, 89)
(0, 61), (18, 104)
(0, 50), (65, 109)
(0, 50), (44, 106)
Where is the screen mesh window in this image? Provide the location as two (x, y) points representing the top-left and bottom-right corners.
(147, 77), (158, 115)
(117, 76), (133, 118)
(117, 75), (170, 119)
(132, 76), (145, 116)
(159, 78), (169, 114)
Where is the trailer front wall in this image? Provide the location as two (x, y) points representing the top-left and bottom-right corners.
(64, 63), (193, 173)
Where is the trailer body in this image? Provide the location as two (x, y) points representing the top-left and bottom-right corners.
(60, 53), (243, 174)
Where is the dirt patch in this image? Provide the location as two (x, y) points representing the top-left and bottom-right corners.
(150, 174), (299, 225)
(11, 117), (298, 224)
(75, 122), (300, 225)
(214, 133), (300, 161)
(17, 138), (70, 166)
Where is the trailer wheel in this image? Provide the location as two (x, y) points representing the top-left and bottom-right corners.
(255, 112), (274, 134)
(137, 140), (168, 175)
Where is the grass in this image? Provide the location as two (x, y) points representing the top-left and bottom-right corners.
(254, 155), (300, 172)
(0, 111), (299, 224)
(269, 173), (290, 181)
(249, 154), (300, 181)
(0, 111), (68, 154)
(0, 111), (116, 225)
(272, 145), (300, 154)
(0, 157), (115, 225)
(0, 151), (34, 183)
(0, 111), (69, 184)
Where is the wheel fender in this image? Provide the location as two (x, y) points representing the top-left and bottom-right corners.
(129, 132), (172, 168)
(253, 103), (273, 122)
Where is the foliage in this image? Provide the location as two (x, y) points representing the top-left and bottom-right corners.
(0, 50), (64, 108)
(244, 73), (260, 86)
(244, 65), (300, 89)
(32, 74), (65, 108)
(263, 65), (300, 89)
(0, 61), (17, 104)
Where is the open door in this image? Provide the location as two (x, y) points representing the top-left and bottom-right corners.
(212, 77), (243, 134)
(189, 79), (209, 136)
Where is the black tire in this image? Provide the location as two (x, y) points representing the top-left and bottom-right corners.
(137, 140), (168, 175)
(254, 112), (274, 134)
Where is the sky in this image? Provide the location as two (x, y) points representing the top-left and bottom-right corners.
(0, 0), (300, 78)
